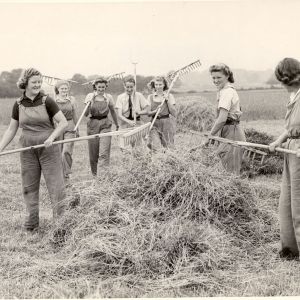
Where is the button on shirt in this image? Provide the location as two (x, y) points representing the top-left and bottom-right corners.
(115, 92), (149, 118)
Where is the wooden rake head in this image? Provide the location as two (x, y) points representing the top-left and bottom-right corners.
(42, 75), (78, 87)
(82, 72), (125, 87)
(167, 59), (201, 82)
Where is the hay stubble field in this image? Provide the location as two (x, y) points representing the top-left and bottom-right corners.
(0, 89), (300, 298)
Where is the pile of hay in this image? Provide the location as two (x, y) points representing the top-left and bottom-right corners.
(46, 148), (277, 295)
(243, 128), (283, 176)
(176, 99), (215, 132)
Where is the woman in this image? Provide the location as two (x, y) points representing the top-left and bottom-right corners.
(84, 77), (119, 176)
(115, 75), (149, 129)
(147, 76), (176, 151)
(269, 57), (300, 260)
(0, 68), (68, 232)
(55, 80), (79, 181)
(205, 63), (246, 175)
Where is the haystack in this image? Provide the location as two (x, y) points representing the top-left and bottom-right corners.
(176, 99), (215, 132)
(48, 147), (277, 294)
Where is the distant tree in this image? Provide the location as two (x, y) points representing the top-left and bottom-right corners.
(70, 73), (87, 95)
(0, 68), (22, 97)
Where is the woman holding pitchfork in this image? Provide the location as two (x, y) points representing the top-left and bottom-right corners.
(269, 57), (300, 260)
(0, 68), (68, 232)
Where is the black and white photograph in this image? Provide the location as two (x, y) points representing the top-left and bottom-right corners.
(0, 0), (299, 298)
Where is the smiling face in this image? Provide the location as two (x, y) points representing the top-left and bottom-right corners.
(211, 71), (229, 90)
(124, 81), (135, 95)
(95, 82), (107, 94)
(26, 75), (42, 96)
(57, 84), (69, 97)
(154, 79), (165, 93)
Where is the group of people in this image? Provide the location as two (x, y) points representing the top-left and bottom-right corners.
(0, 58), (300, 261)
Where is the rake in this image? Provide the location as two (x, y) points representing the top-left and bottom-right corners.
(148, 60), (202, 136)
(42, 75), (78, 87)
(81, 72), (125, 86)
(0, 129), (132, 157)
(189, 130), (298, 163)
(119, 122), (151, 149)
(74, 72), (125, 131)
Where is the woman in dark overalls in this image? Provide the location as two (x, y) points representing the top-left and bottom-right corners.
(0, 68), (68, 231)
(147, 76), (177, 151)
(84, 77), (119, 176)
(54, 80), (79, 181)
(205, 63), (246, 175)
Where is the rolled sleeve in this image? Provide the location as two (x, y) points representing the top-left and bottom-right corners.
(218, 89), (233, 111)
(115, 95), (123, 110)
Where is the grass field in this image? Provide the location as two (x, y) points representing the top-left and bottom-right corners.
(0, 89), (298, 298)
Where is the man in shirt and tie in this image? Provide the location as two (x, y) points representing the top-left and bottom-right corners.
(115, 76), (150, 130)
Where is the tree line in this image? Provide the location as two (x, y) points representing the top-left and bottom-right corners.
(0, 69), (160, 98)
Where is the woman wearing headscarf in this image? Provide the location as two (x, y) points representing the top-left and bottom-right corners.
(0, 68), (68, 232)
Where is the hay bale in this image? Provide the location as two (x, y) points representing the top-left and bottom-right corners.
(243, 128), (283, 176)
(176, 99), (215, 132)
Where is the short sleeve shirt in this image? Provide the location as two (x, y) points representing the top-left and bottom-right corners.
(217, 84), (242, 120)
(12, 92), (60, 121)
(115, 92), (149, 117)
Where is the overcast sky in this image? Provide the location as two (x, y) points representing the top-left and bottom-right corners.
(0, 1), (297, 79)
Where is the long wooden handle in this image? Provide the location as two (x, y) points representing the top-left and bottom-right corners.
(74, 102), (91, 131)
(0, 129), (131, 157)
(190, 130), (297, 155)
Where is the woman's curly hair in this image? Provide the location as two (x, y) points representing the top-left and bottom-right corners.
(17, 68), (42, 90)
(147, 76), (169, 91)
(209, 63), (234, 83)
(92, 77), (108, 90)
(54, 80), (70, 95)
(275, 58), (300, 86)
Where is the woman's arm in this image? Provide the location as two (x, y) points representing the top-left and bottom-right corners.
(210, 108), (229, 136)
(269, 130), (289, 152)
(44, 111), (68, 147)
(0, 119), (19, 151)
(71, 100), (80, 136)
(108, 101), (119, 129)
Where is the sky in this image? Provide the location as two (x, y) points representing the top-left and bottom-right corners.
(0, 0), (298, 79)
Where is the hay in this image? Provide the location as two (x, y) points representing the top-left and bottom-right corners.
(243, 128), (283, 176)
(46, 147), (277, 295)
(176, 99), (215, 132)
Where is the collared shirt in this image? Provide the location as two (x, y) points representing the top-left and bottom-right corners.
(12, 92), (59, 121)
(115, 92), (149, 117)
(217, 83), (242, 120)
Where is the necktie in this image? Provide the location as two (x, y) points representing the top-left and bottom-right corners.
(128, 94), (133, 120)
